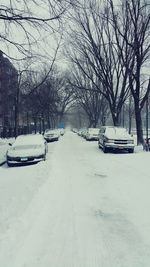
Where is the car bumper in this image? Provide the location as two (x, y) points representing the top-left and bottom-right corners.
(45, 137), (58, 141)
(105, 143), (134, 150)
(7, 155), (45, 165)
(87, 136), (99, 140)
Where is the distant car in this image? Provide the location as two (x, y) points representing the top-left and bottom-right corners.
(59, 128), (65, 136)
(81, 129), (88, 138)
(78, 129), (84, 136)
(98, 126), (134, 153)
(44, 129), (60, 142)
(86, 128), (99, 141)
(7, 134), (48, 167)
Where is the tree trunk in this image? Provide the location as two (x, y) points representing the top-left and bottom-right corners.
(14, 101), (19, 138)
(93, 120), (97, 128)
(112, 112), (120, 126)
(47, 114), (51, 129)
(42, 116), (45, 133)
(128, 96), (132, 134)
(88, 121), (92, 128)
(27, 112), (29, 134)
(129, 114), (132, 135)
(14, 83), (20, 138)
(33, 117), (37, 134)
(101, 115), (106, 126)
(134, 101), (143, 145)
(39, 117), (42, 134)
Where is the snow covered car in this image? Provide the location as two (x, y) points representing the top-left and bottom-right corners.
(59, 128), (65, 136)
(98, 126), (134, 153)
(86, 128), (99, 141)
(44, 129), (60, 142)
(7, 134), (48, 167)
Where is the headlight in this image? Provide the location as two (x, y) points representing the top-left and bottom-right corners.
(128, 140), (134, 144)
(105, 138), (114, 143)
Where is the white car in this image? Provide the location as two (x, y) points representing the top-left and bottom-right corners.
(7, 134), (48, 166)
(59, 128), (65, 136)
(86, 128), (99, 141)
(98, 126), (134, 153)
(44, 129), (60, 142)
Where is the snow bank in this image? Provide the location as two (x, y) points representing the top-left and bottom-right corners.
(0, 140), (8, 165)
(0, 138), (14, 165)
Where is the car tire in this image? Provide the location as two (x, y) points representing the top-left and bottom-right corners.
(7, 162), (14, 167)
(43, 151), (46, 161)
(103, 144), (108, 153)
(128, 149), (134, 153)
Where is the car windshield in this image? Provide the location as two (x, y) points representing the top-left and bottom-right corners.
(106, 127), (127, 135)
(46, 131), (57, 134)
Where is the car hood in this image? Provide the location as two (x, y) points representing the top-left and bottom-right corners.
(7, 148), (44, 157)
(106, 133), (133, 140)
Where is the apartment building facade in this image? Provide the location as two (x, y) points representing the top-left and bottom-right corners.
(0, 50), (18, 130)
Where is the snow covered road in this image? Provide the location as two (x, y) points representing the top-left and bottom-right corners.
(0, 131), (150, 266)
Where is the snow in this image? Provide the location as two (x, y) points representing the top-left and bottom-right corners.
(0, 131), (150, 266)
(6, 135), (46, 162)
(12, 134), (45, 146)
(88, 128), (99, 133)
(105, 126), (134, 140)
(0, 143), (7, 164)
(0, 138), (14, 165)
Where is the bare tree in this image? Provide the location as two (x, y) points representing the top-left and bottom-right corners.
(69, 64), (109, 127)
(56, 72), (74, 124)
(0, 0), (71, 59)
(66, 0), (130, 126)
(109, 0), (150, 144)
(20, 65), (73, 132)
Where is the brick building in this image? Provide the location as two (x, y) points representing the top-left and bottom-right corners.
(0, 51), (18, 131)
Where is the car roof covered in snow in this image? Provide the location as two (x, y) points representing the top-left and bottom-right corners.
(104, 126), (132, 138)
(13, 134), (44, 146)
